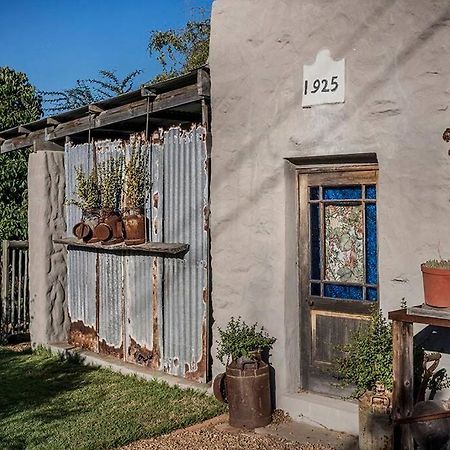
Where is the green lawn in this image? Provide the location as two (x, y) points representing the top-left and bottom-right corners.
(0, 346), (225, 450)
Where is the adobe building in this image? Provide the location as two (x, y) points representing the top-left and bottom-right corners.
(209, 0), (450, 433)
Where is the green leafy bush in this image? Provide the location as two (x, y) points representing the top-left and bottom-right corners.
(333, 308), (393, 397)
(333, 307), (450, 399)
(216, 317), (276, 365)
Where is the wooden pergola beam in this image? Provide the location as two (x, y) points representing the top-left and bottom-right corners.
(1, 83), (201, 154)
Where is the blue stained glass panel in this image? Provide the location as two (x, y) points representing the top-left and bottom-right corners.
(324, 284), (363, 300)
(366, 287), (378, 301)
(310, 204), (321, 280)
(310, 187), (320, 200)
(365, 203), (378, 284)
(311, 283), (320, 296)
(323, 186), (362, 200)
(366, 185), (376, 199)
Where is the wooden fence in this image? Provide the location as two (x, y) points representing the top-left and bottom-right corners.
(1, 240), (29, 341)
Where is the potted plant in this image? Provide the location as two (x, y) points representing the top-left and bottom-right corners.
(421, 260), (450, 308)
(123, 145), (150, 245)
(69, 166), (101, 242)
(96, 157), (124, 244)
(214, 317), (276, 429)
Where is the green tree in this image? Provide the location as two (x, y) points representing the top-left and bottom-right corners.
(43, 69), (143, 113)
(148, 11), (210, 82)
(0, 67), (41, 130)
(0, 67), (42, 241)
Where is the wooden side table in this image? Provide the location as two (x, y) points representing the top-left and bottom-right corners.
(389, 307), (450, 449)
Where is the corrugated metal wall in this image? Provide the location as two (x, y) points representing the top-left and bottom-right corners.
(64, 127), (209, 382)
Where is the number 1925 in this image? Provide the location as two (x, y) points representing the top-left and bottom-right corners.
(304, 76), (339, 95)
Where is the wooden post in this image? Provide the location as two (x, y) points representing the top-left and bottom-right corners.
(392, 319), (414, 449)
(1, 240), (9, 326)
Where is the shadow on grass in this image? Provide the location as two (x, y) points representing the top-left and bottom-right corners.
(0, 346), (96, 421)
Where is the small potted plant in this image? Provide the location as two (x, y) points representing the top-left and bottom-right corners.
(214, 317), (276, 429)
(96, 156), (124, 244)
(421, 259), (450, 308)
(70, 166), (101, 242)
(123, 145), (150, 245)
(216, 316), (276, 366)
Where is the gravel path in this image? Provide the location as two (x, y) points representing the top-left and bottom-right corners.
(120, 427), (333, 450)
(119, 417), (334, 450)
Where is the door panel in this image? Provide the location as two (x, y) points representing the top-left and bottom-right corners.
(298, 169), (378, 395)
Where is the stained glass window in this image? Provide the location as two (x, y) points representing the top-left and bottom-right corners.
(309, 184), (377, 301)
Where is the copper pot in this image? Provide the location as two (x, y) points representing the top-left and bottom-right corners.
(72, 208), (101, 243)
(95, 208), (124, 245)
(123, 207), (146, 245)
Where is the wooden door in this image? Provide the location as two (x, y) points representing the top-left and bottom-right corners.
(298, 169), (378, 396)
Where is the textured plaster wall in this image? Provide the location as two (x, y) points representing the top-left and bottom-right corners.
(209, 0), (450, 421)
(29, 150), (69, 345)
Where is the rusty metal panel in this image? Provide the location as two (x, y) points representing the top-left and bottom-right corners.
(65, 143), (98, 351)
(64, 143), (93, 234)
(124, 253), (158, 367)
(64, 131), (209, 383)
(162, 127), (209, 382)
(98, 252), (124, 359)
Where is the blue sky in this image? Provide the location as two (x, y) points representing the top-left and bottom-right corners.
(0, 0), (211, 92)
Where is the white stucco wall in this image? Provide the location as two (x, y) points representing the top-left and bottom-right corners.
(209, 0), (450, 432)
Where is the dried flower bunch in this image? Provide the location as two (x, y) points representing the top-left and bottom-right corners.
(97, 156), (124, 210)
(68, 166), (100, 210)
(124, 144), (151, 209)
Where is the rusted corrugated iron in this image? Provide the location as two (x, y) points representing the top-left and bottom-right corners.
(64, 126), (209, 382)
(162, 127), (209, 382)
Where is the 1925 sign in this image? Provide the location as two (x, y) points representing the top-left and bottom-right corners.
(302, 50), (345, 107)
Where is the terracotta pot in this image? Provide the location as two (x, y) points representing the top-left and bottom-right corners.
(96, 208), (124, 245)
(123, 207), (146, 245)
(422, 264), (450, 308)
(72, 208), (101, 243)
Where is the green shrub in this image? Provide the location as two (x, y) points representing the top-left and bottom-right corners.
(216, 317), (276, 365)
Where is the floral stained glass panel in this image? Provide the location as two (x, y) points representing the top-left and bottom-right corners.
(324, 205), (364, 283)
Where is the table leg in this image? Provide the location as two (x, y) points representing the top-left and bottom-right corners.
(392, 320), (414, 449)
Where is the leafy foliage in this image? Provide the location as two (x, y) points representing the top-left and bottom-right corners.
(216, 317), (276, 364)
(124, 144), (150, 209)
(332, 307), (393, 397)
(0, 67), (41, 241)
(42, 69), (143, 113)
(333, 307), (450, 399)
(148, 12), (210, 82)
(68, 167), (100, 210)
(0, 67), (42, 131)
(97, 157), (124, 210)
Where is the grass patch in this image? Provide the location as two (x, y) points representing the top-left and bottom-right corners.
(0, 346), (225, 450)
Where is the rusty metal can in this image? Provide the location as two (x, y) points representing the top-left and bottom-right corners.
(123, 207), (146, 245)
(99, 208), (123, 245)
(73, 208), (101, 243)
(359, 383), (392, 450)
(214, 359), (272, 429)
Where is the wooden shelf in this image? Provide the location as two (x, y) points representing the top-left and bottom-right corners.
(54, 237), (189, 256)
